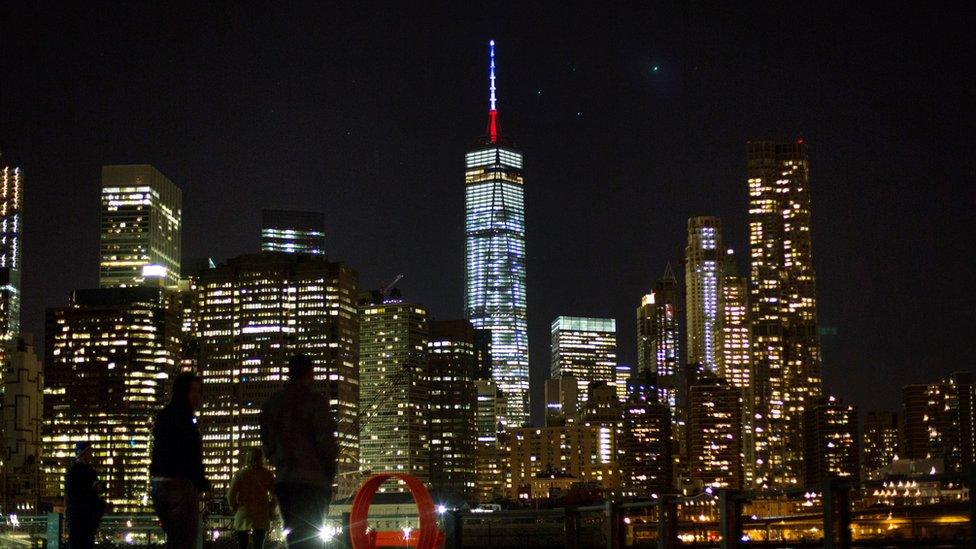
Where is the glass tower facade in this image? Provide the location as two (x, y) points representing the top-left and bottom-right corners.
(261, 208), (326, 256)
(464, 41), (530, 426)
(550, 316), (617, 406)
(99, 165), (182, 288)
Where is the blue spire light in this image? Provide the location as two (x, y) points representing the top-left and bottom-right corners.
(489, 40), (497, 111)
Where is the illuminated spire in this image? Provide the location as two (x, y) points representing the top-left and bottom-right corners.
(489, 39), (497, 111)
(487, 39), (499, 143)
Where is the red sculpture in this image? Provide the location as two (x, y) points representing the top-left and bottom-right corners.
(349, 473), (444, 549)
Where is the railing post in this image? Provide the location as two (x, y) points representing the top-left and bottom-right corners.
(837, 480), (851, 549)
(564, 506), (579, 549)
(657, 496), (677, 549)
(443, 509), (462, 549)
(342, 511), (352, 548)
(822, 478), (835, 549)
(45, 512), (62, 549)
(719, 489), (742, 549)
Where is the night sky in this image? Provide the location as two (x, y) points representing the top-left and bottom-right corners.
(2, 4), (973, 424)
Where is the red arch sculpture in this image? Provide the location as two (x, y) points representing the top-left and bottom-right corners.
(349, 472), (444, 549)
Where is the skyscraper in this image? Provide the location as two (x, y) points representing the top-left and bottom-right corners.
(636, 266), (680, 412)
(863, 411), (899, 480)
(802, 396), (859, 485)
(747, 140), (822, 488)
(427, 320), (477, 503)
(1, 165), (23, 345)
(261, 209), (326, 256)
(474, 378), (507, 503)
(719, 253), (754, 486)
(194, 253), (359, 494)
(99, 165), (182, 288)
(550, 316), (617, 405)
(685, 216), (722, 373)
(42, 287), (180, 512)
(620, 371), (672, 498)
(901, 372), (975, 473)
(687, 375), (743, 490)
(464, 40), (530, 425)
(544, 375), (579, 426)
(359, 291), (430, 490)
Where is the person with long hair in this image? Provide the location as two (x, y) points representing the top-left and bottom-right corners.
(227, 447), (276, 549)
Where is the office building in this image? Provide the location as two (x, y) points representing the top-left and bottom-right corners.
(1, 336), (43, 513)
(636, 265), (680, 411)
(195, 253), (359, 494)
(747, 140), (822, 488)
(902, 372), (974, 473)
(719, 254), (754, 486)
(99, 165), (181, 288)
(427, 320), (477, 503)
(42, 288), (180, 512)
(261, 209), (326, 256)
(614, 364), (631, 402)
(359, 291), (429, 490)
(685, 216), (723, 373)
(544, 375), (579, 426)
(802, 396), (859, 485)
(687, 376), (743, 490)
(464, 40), (530, 425)
(550, 316), (617, 406)
(1, 165), (23, 346)
(863, 411), (899, 480)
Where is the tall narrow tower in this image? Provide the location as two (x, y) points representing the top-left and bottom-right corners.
(464, 40), (530, 426)
(747, 140), (822, 488)
(685, 216), (723, 373)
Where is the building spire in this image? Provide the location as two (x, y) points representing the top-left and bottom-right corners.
(487, 39), (499, 143)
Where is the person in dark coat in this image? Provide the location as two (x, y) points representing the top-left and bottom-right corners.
(64, 441), (106, 549)
(150, 372), (210, 548)
(260, 354), (338, 548)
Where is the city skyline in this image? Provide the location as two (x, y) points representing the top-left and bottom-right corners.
(1, 5), (973, 423)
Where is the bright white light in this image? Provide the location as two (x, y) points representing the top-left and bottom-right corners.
(320, 525), (342, 542)
(142, 264), (167, 278)
(124, 532), (134, 544)
(436, 504), (447, 514)
(402, 525), (413, 540)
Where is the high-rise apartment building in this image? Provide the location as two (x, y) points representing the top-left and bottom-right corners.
(507, 424), (619, 500)
(99, 165), (182, 288)
(1, 165), (23, 344)
(902, 372), (974, 473)
(1, 336), (43, 513)
(620, 370), (672, 498)
(685, 216), (723, 373)
(427, 320), (477, 503)
(464, 41), (530, 425)
(747, 140), (822, 488)
(636, 265), (680, 411)
(802, 396), (859, 485)
(195, 253), (359, 494)
(718, 254), (754, 486)
(261, 209), (326, 256)
(359, 291), (429, 490)
(42, 288), (180, 512)
(863, 411), (899, 480)
(687, 376), (743, 490)
(550, 317), (617, 405)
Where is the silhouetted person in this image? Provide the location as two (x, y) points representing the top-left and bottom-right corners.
(64, 441), (106, 549)
(228, 447), (276, 549)
(150, 372), (210, 547)
(260, 354), (338, 548)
